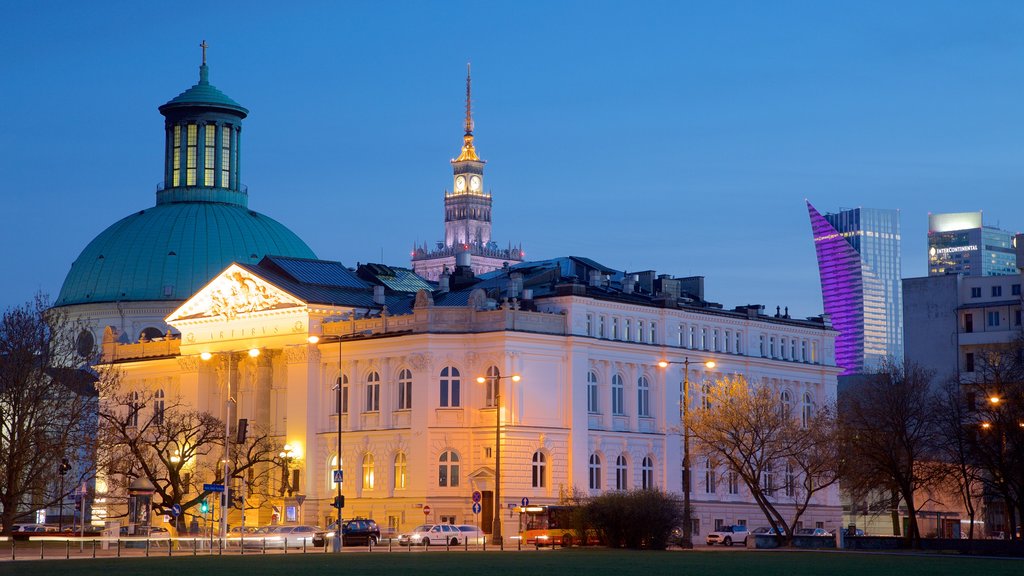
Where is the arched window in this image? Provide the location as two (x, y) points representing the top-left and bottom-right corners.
(362, 453), (375, 489)
(139, 327), (163, 342)
(532, 451), (547, 488)
(642, 456), (654, 490)
(615, 455), (628, 490)
(154, 389), (165, 425)
(329, 455), (343, 490)
(485, 366), (500, 408)
(129, 391), (140, 427)
(587, 371), (599, 414)
(438, 450), (460, 487)
(397, 369), (413, 410)
(440, 367), (461, 408)
(637, 376), (650, 417)
(612, 374), (625, 415)
(335, 375), (349, 415)
(394, 453), (407, 490)
(780, 390), (792, 417)
(704, 458), (716, 494)
(801, 392), (814, 429)
(589, 454), (602, 490)
(364, 368), (380, 409)
(785, 461), (796, 498)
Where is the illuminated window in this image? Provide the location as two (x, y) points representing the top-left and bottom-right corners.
(587, 371), (599, 413)
(637, 375), (650, 417)
(440, 367), (461, 407)
(365, 371), (380, 412)
(642, 456), (654, 490)
(185, 124), (197, 186)
(438, 450), (460, 487)
(203, 125), (215, 186)
(484, 366), (499, 408)
(361, 453), (375, 490)
(394, 453), (407, 490)
(615, 455), (628, 490)
(221, 125), (231, 187)
(532, 451), (546, 488)
(589, 454), (602, 490)
(172, 125), (181, 186)
(612, 374), (624, 415)
(397, 369), (412, 410)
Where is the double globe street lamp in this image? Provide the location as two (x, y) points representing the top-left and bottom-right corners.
(658, 357), (716, 549)
(476, 372), (521, 545)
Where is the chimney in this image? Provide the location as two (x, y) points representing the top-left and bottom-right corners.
(373, 285), (385, 305)
(439, 269), (450, 292)
(456, 249), (472, 268)
(623, 274), (638, 294)
(589, 270), (602, 287)
(509, 272), (523, 298)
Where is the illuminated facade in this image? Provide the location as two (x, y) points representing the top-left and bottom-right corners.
(101, 256), (842, 538)
(807, 202), (902, 375)
(411, 66), (523, 281)
(928, 211), (1016, 277)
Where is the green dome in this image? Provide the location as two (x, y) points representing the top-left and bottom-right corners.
(158, 64), (248, 117)
(56, 202), (316, 306)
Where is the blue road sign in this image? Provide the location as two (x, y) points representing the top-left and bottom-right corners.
(472, 490), (481, 503)
(472, 502), (482, 515)
(203, 483), (225, 493)
(171, 504), (182, 516)
(333, 469), (344, 483)
(521, 497), (529, 507)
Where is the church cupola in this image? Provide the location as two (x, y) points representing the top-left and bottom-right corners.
(156, 41), (249, 207)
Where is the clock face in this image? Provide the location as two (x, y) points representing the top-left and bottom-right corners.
(455, 176), (466, 191)
(470, 175), (481, 191)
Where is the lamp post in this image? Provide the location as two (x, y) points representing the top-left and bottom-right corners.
(476, 372), (521, 545)
(329, 335), (344, 553)
(658, 357), (716, 549)
(279, 444), (295, 496)
(201, 347), (259, 543)
(58, 458), (71, 532)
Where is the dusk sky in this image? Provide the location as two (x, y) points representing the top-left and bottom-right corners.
(2, 1), (1022, 317)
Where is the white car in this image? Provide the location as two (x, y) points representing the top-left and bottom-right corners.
(706, 525), (749, 546)
(398, 524), (461, 546)
(455, 524), (486, 545)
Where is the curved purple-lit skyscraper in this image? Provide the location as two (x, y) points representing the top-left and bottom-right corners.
(807, 201), (902, 375)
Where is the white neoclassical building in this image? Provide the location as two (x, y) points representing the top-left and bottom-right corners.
(99, 254), (842, 538)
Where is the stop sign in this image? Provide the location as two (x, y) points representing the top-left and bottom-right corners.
(423, 505), (432, 516)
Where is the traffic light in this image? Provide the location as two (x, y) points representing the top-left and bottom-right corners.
(331, 495), (345, 509)
(199, 499), (209, 514)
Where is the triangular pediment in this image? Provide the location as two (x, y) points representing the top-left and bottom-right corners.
(167, 264), (305, 323)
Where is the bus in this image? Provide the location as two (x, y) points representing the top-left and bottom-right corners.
(518, 505), (587, 547)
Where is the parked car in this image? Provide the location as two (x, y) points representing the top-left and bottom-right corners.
(706, 525), (749, 546)
(455, 524), (486, 545)
(795, 528), (830, 536)
(260, 525), (320, 548)
(751, 526), (779, 536)
(398, 524), (461, 546)
(312, 518), (381, 548)
(11, 524), (53, 533)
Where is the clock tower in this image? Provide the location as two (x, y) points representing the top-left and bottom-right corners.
(412, 65), (523, 281)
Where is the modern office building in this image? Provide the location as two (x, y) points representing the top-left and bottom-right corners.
(928, 211), (1017, 277)
(807, 202), (903, 375)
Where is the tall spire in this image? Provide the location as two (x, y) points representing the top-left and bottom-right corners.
(455, 62), (480, 162)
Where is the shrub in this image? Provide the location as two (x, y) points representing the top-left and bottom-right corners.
(584, 489), (682, 549)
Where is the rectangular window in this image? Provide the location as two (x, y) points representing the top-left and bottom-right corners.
(1013, 284), (1021, 296)
(724, 331), (731, 353)
(759, 335), (765, 357)
(965, 352), (975, 373)
(678, 324), (685, 347)
(735, 332), (742, 355)
(728, 472), (739, 495)
(650, 321), (657, 344)
(704, 462), (716, 494)
(626, 319), (632, 342)
(221, 125), (232, 187)
(971, 287), (981, 298)
(172, 125), (181, 186)
(701, 328), (708, 350)
(636, 320), (643, 343)
(992, 286), (1003, 297)
(801, 340), (807, 362)
(186, 124), (198, 186)
(1015, 309), (1021, 326)
(612, 377), (624, 415)
(204, 125), (215, 186)
(790, 339), (796, 360)
(987, 311), (1000, 327)
(964, 313), (974, 333)
(586, 314), (593, 336)
(599, 316), (606, 338)
(612, 317), (619, 340)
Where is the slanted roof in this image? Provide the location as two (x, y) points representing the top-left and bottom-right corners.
(357, 263), (435, 293)
(259, 256), (369, 290)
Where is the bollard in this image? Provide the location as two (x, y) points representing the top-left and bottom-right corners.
(40, 539), (44, 560)
(218, 537), (223, 556)
(146, 538), (150, 557)
(465, 537), (468, 552)
(66, 539), (70, 559)
(284, 539), (287, 554)
(389, 539), (393, 552)
(169, 538), (173, 557)
(93, 539), (97, 558)
(193, 538), (197, 556)
(446, 538), (450, 552)
(483, 538), (486, 552)
(518, 537), (521, 551)
(303, 539), (306, 554)
(10, 539), (14, 561)
(500, 538), (504, 551)
(262, 538), (266, 555)
(117, 538), (121, 557)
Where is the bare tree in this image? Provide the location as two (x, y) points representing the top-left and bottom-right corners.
(0, 296), (97, 535)
(688, 374), (841, 543)
(839, 359), (940, 546)
(933, 379), (985, 540)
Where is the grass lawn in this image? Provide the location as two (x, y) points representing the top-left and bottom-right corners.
(3, 548), (1022, 576)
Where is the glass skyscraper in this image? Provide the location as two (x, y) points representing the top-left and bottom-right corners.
(927, 211), (1017, 277)
(807, 202), (903, 375)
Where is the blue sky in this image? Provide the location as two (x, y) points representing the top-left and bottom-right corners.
(2, 1), (1022, 316)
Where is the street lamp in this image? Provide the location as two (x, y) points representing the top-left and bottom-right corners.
(279, 444), (296, 496)
(657, 357), (716, 549)
(58, 458), (71, 532)
(476, 372), (521, 545)
(200, 348), (259, 543)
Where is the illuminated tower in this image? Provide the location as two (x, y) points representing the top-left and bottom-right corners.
(412, 65), (523, 281)
(807, 201), (902, 375)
